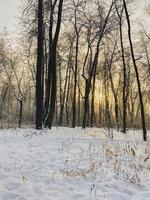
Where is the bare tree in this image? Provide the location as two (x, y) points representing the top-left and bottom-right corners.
(44, 0), (64, 128)
(123, 0), (147, 141)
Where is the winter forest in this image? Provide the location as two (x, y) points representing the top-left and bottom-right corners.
(0, 0), (149, 136)
(0, 0), (150, 199)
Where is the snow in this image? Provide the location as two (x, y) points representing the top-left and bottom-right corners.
(0, 127), (150, 200)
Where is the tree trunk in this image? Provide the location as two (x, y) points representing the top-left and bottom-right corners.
(72, 35), (79, 128)
(18, 98), (23, 128)
(35, 0), (44, 129)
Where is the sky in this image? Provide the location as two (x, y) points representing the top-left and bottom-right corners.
(0, 0), (22, 34)
(0, 0), (149, 34)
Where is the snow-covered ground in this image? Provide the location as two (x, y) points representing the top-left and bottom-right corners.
(0, 127), (150, 200)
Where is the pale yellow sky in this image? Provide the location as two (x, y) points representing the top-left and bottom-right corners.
(0, 0), (149, 34)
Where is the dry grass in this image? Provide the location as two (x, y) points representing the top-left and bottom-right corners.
(62, 138), (150, 186)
